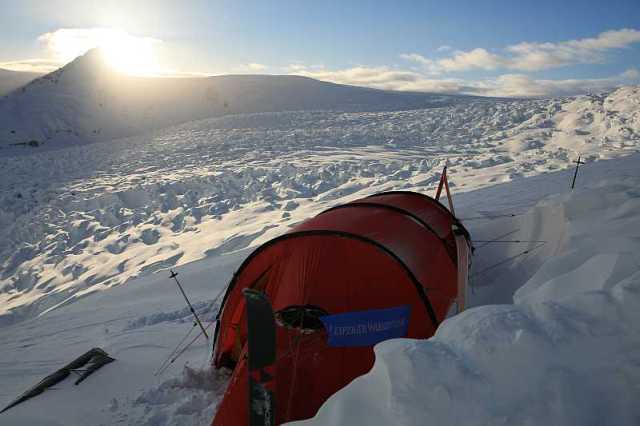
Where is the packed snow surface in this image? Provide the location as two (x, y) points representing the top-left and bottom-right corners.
(0, 85), (638, 425)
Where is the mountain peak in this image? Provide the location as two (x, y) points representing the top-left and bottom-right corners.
(63, 48), (112, 74)
(28, 48), (116, 87)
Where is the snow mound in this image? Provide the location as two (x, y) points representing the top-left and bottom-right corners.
(290, 177), (640, 426)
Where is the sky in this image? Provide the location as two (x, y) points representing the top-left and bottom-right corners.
(0, 0), (639, 97)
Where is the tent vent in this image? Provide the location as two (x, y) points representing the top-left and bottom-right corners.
(275, 305), (328, 332)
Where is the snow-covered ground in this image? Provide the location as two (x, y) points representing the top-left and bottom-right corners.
(0, 85), (639, 425)
(1, 86), (638, 326)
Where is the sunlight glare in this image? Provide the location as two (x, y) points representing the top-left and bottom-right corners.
(40, 28), (161, 76)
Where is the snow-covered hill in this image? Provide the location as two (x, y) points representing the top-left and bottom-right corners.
(0, 68), (41, 96)
(0, 49), (474, 152)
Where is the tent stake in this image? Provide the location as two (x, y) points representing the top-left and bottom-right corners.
(571, 156), (585, 189)
(170, 269), (209, 340)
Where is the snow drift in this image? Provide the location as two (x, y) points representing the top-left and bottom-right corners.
(290, 177), (640, 426)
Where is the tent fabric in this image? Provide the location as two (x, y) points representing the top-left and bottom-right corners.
(211, 191), (470, 426)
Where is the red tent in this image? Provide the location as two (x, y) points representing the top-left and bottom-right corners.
(211, 190), (471, 425)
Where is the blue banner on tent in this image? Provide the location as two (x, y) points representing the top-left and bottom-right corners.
(320, 305), (410, 347)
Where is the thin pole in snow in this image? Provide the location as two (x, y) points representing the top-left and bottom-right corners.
(460, 213), (522, 221)
(571, 156), (585, 190)
(470, 242), (547, 278)
(169, 269), (209, 340)
(473, 239), (547, 244)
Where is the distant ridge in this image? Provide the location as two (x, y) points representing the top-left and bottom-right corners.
(0, 68), (42, 96)
(0, 49), (478, 151)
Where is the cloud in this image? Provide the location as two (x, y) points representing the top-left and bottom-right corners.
(284, 63), (326, 73)
(403, 28), (640, 73)
(436, 45), (452, 52)
(292, 66), (460, 92)
(621, 68), (640, 80)
(290, 65), (639, 98)
(438, 48), (507, 71)
(0, 58), (60, 73)
(38, 28), (162, 63)
(480, 69), (639, 97)
(246, 63), (266, 71)
(286, 63), (309, 72)
(399, 53), (434, 67)
(398, 54), (440, 75)
(506, 28), (640, 71)
(566, 28), (640, 50)
(147, 69), (216, 78)
(292, 65), (469, 93)
(233, 62), (269, 73)
(401, 49), (507, 73)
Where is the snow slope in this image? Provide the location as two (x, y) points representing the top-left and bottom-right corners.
(0, 49), (472, 152)
(0, 245), (240, 425)
(0, 69), (42, 96)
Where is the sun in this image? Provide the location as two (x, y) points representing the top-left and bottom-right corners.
(42, 28), (162, 76)
(100, 31), (160, 76)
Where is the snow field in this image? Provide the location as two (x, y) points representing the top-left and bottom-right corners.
(0, 86), (639, 425)
(3, 152), (638, 425)
(1, 87), (639, 327)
